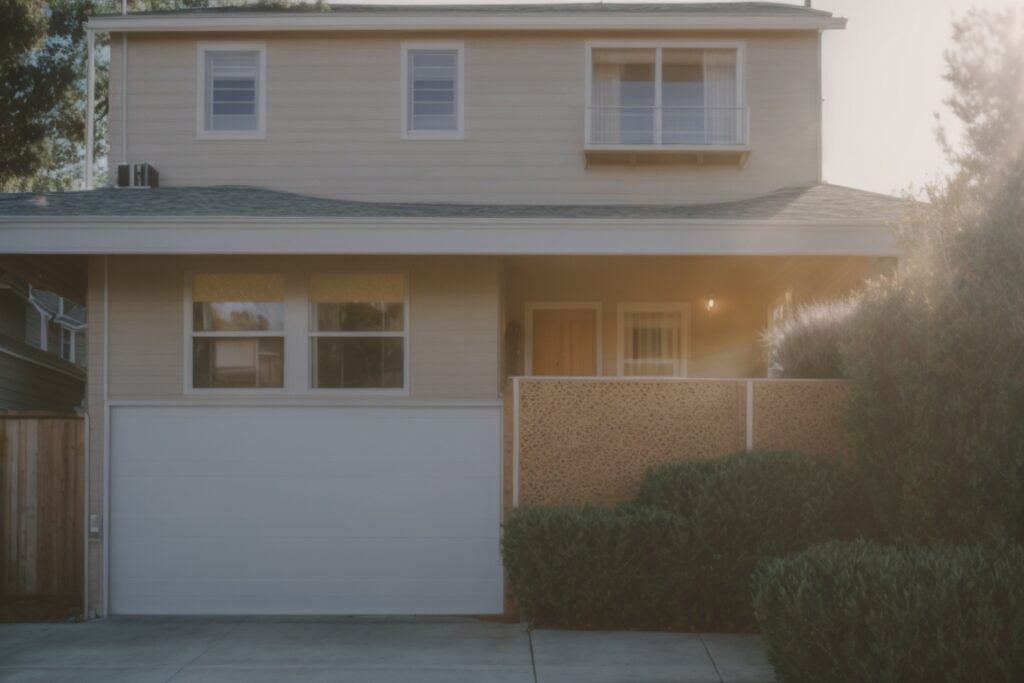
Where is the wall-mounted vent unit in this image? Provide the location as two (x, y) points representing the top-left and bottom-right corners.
(116, 163), (159, 189)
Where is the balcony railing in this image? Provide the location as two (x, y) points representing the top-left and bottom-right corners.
(586, 106), (750, 148)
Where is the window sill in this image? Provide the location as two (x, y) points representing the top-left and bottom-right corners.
(401, 131), (465, 141)
(196, 130), (267, 141)
(584, 144), (751, 167)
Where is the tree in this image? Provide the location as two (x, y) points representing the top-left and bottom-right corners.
(841, 8), (1024, 544)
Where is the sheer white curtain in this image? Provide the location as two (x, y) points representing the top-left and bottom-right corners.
(704, 49), (738, 144)
(591, 62), (622, 144)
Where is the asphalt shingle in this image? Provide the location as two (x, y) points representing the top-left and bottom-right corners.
(0, 184), (908, 224)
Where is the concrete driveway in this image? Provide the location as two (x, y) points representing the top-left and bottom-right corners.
(0, 617), (774, 683)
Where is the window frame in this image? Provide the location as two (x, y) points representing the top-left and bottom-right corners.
(616, 302), (691, 378)
(196, 42), (267, 141)
(400, 42), (465, 140)
(583, 40), (747, 149)
(307, 271), (411, 395)
(184, 272), (288, 394)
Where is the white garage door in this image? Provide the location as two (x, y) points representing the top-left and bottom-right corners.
(109, 405), (502, 615)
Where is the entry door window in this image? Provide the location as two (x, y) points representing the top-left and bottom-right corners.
(191, 274), (285, 388)
(618, 304), (689, 377)
(530, 307), (599, 376)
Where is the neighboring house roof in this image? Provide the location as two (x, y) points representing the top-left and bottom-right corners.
(0, 184), (906, 224)
(89, 2), (845, 32)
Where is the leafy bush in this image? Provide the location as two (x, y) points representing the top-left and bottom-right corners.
(752, 540), (1024, 683)
(639, 450), (873, 628)
(761, 299), (856, 378)
(502, 505), (689, 629)
(841, 162), (1024, 544)
(505, 451), (873, 630)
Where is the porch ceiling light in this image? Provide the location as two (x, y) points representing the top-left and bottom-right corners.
(706, 295), (716, 312)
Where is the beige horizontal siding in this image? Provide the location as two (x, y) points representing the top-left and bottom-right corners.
(110, 31), (820, 204)
(100, 255), (500, 401)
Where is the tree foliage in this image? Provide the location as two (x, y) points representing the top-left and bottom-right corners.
(841, 8), (1024, 544)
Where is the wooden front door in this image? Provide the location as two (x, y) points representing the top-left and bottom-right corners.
(531, 308), (599, 376)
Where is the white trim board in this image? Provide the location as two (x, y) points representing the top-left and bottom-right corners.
(0, 218), (900, 256)
(88, 12), (847, 34)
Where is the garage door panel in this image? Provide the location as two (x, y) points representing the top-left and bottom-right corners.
(117, 511), (496, 540)
(110, 405), (502, 615)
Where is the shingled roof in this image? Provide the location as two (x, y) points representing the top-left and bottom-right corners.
(0, 184), (907, 224)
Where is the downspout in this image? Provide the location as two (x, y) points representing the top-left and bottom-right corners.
(85, 30), (95, 189)
(102, 255), (111, 617)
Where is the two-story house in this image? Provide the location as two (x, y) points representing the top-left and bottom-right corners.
(0, 2), (904, 618)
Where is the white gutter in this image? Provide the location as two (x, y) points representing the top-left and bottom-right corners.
(0, 216), (900, 256)
(87, 12), (847, 33)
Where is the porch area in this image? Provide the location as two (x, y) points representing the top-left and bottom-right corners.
(502, 254), (891, 380)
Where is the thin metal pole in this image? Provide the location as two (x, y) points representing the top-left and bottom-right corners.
(85, 30), (95, 189)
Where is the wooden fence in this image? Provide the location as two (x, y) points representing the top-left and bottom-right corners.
(0, 413), (84, 601)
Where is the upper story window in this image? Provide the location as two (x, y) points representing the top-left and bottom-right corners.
(197, 43), (266, 139)
(586, 43), (746, 149)
(401, 43), (464, 139)
(190, 274), (285, 389)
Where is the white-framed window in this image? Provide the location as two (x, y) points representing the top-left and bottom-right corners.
(197, 43), (267, 139)
(617, 303), (691, 377)
(59, 327), (75, 363)
(309, 273), (408, 390)
(401, 42), (464, 139)
(585, 41), (746, 147)
(189, 274), (285, 389)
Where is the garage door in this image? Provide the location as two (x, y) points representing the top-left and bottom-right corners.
(109, 405), (502, 615)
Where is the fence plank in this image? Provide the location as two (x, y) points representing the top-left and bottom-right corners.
(0, 415), (83, 601)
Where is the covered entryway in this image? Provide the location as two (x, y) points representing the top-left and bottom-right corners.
(109, 404), (502, 615)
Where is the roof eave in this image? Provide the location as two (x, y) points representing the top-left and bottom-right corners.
(87, 12), (847, 33)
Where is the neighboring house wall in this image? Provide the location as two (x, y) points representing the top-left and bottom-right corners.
(107, 30), (820, 204)
(0, 337), (86, 413)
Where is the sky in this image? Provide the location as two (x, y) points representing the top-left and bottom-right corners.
(289, 0), (1017, 197)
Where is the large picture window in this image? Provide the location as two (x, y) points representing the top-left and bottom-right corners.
(617, 303), (690, 377)
(191, 274), (284, 389)
(310, 274), (407, 390)
(588, 43), (743, 147)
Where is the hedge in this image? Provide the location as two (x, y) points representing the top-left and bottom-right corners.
(638, 450), (872, 628)
(752, 541), (1024, 683)
(502, 505), (688, 629)
(504, 450), (871, 630)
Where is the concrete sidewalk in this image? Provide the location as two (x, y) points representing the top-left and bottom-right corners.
(0, 617), (774, 683)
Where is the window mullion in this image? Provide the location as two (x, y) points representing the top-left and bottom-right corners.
(654, 47), (663, 145)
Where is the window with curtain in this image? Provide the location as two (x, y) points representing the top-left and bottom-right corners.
(191, 274), (284, 389)
(405, 47), (462, 136)
(202, 48), (263, 134)
(590, 46), (739, 146)
(310, 274), (406, 389)
(619, 305), (688, 377)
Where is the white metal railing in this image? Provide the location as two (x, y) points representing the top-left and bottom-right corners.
(586, 106), (749, 147)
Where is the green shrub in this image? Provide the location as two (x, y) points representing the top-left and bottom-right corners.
(502, 505), (689, 629)
(505, 451), (873, 630)
(761, 299), (856, 379)
(639, 450), (873, 628)
(841, 163), (1024, 544)
(752, 540), (1024, 683)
